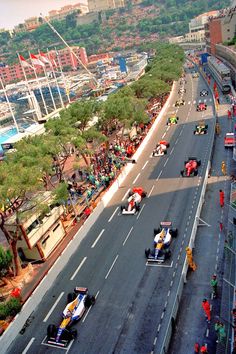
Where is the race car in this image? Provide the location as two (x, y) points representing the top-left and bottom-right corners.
(192, 72), (199, 78)
(152, 140), (170, 156)
(200, 89), (208, 97)
(224, 132), (236, 148)
(181, 157), (201, 177)
(46, 287), (95, 348)
(175, 99), (185, 107)
(167, 115), (179, 125)
(121, 187), (146, 214)
(193, 120), (208, 135)
(178, 87), (186, 94)
(145, 222), (178, 262)
(196, 102), (207, 111)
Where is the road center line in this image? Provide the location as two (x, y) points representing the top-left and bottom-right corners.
(162, 132), (167, 138)
(108, 207), (119, 222)
(70, 257), (87, 281)
(123, 226), (134, 246)
(142, 160), (149, 170)
(105, 255), (119, 279)
(170, 147), (174, 155)
(137, 203), (145, 219)
(164, 158), (169, 167)
(132, 173), (140, 184)
(22, 338), (35, 354)
(122, 188), (130, 201)
(43, 292), (65, 322)
(156, 170), (162, 181)
(148, 185), (155, 198)
(91, 229), (105, 248)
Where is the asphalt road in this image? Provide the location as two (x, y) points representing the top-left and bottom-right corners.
(7, 68), (215, 354)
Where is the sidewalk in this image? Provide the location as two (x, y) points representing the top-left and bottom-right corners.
(168, 98), (233, 353)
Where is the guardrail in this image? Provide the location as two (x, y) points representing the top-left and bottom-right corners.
(0, 82), (177, 353)
(157, 60), (217, 354)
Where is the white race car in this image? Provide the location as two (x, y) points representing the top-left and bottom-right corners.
(145, 222), (178, 262)
(152, 140), (169, 156)
(46, 287), (95, 347)
(121, 187), (146, 215)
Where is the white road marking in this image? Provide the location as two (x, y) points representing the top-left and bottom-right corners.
(132, 173), (140, 184)
(153, 337), (157, 345)
(206, 328), (209, 337)
(161, 312), (164, 319)
(162, 132), (167, 138)
(167, 290), (170, 297)
(91, 229), (105, 248)
(122, 188), (130, 201)
(170, 147), (174, 155)
(157, 324), (161, 332)
(43, 292), (65, 322)
(146, 261), (173, 268)
(209, 98), (212, 102)
(70, 257), (87, 280)
(22, 338), (35, 354)
(123, 226), (134, 246)
(175, 138), (179, 145)
(156, 170), (162, 181)
(164, 158), (169, 167)
(188, 101), (191, 104)
(193, 100), (196, 104)
(170, 280), (173, 287)
(148, 185), (155, 198)
(108, 207), (119, 222)
(142, 160), (149, 170)
(137, 204), (145, 219)
(166, 126), (170, 131)
(82, 293), (98, 323)
(179, 129), (183, 136)
(164, 301), (168, 308)
(105, 255), (119, 279)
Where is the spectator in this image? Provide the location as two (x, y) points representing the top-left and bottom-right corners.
(210, 274), (218, 298)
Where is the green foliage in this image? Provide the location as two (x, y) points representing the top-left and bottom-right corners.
(0, 247), (12, 276)
(0, 298), (22, 320)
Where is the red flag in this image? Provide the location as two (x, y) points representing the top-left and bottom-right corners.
(30, 53), (45, 67)
(19, 54), (31, 68)
(39, 52), (51, 64)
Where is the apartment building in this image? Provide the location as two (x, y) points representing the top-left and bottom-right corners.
(0, 47), (88, 84)
(88, 0), (125, 12)
(49, 3), (88, 22)
(205, 7), (236, 54)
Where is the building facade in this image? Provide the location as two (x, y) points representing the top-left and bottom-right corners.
(88, 0), (125, 12)
(4, 192), (66, 261)
(0, 47), (88, 84)
(49, 3), (88, 21)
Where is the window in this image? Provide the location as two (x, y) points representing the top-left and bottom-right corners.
(53, 223), (60, 232)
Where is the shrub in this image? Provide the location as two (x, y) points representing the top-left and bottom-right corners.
(0, 297), (22, 320)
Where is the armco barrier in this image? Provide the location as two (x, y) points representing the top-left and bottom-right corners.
(157, 62), (217, 354)
(0, 83), (177, 353)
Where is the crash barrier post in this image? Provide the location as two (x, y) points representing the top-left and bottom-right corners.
(157, 61), (217, 354)
(0, 84), (178, 353)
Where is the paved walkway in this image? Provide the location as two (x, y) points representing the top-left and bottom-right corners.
(168, 96), (233, 353)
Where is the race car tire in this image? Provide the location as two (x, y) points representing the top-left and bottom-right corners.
(170, 228), (178, 238)
(145, 248), (151, 258)
(197, 160), (201, 166)
(47, 324), (57, 338)
(166, 143), (170, 148)
(141, 191), (147, 198)
(180, 170), (184, 177)
(85, 295), (96, 308)
(194, 170), (198, 176)
(164, 150), (167, 154)
(164, 250), (171, 259)
(136, 204), (141, 212)
(120, 205), (126, 212)
(67, 292), (76, 303)
(193, 131), (196, 135)
(70, 328), (77, 339)
(154, 228), (161, 236)
(128, 191), (133, 197)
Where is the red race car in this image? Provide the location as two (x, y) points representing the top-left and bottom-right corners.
(196, 102), (207, 111)
(121, 187), (146, 214)
(180, 157), (201, 177)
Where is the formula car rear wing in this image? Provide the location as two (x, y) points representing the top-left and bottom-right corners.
(160, 221), (172, 227)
